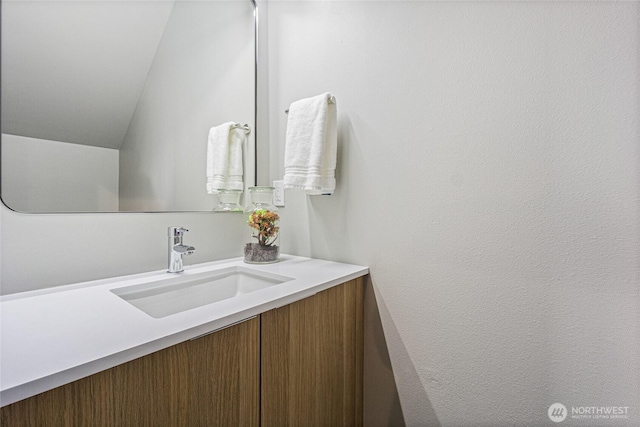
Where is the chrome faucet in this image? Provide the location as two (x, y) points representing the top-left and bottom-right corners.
(168, 226), (195, 273)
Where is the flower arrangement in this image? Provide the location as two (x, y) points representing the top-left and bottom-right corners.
(248, 209), (280, 246)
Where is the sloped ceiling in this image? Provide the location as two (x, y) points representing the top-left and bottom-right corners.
(1, 0), (175, 149)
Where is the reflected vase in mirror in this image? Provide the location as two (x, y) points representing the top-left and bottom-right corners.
(244, 187), (280, 264)
(213, 189), (243, 212)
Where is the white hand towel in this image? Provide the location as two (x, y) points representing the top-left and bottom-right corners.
(206, 122), (244, 193)
(283, 92), (337, 195)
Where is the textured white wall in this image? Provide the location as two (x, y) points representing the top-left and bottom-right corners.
(267, 1), (639, 426)
(1, 134), (119, 212)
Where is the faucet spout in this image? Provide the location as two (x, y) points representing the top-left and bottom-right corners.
(168, 227), (195, 273)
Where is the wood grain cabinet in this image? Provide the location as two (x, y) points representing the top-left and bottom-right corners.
(261, 277), (364, 427)
(1, 277), (364, 427)
(1, 317), (261, 427)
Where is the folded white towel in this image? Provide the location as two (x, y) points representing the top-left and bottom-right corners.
(283, 93), (337, 195)
(206, 122), (245, 193)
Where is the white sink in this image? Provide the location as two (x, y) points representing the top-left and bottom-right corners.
(111, 266), (293, 318)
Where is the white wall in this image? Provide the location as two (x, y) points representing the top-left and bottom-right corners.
(0, 206), (246, 295)
(267, 1), (639, 426)
(119, 0), (255, 212)
(1, 134), (119, 212)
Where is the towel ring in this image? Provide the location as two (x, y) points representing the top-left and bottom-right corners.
(284, 96), (335, 114)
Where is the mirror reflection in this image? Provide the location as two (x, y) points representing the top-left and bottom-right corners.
(1, 0), (256, 213)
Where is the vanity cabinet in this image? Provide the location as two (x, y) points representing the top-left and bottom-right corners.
(261, 277), (364, 426)
(0, 277), (364, 427)
(1, 317), (261, 426)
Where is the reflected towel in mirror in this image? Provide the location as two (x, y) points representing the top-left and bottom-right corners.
(206, 122), (245, 193)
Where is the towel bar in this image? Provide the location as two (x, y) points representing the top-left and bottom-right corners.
(231, 123), (251, 134)
(285, 96), (335, 114)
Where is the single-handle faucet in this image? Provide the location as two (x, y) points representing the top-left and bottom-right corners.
(168, 226), (195, 273)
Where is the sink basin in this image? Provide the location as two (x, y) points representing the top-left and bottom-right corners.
(111, 266), (293, 318)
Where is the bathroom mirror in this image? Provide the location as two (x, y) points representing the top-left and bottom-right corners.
(0, 0), (256, 213)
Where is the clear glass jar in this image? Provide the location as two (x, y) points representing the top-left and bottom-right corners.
(244, 186), (280, 263)
(213, 189), (243, 212)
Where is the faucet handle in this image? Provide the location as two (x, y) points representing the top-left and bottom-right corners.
(168, 226), (189, 237)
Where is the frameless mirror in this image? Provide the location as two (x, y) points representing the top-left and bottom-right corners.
(0, 0), (256, 213)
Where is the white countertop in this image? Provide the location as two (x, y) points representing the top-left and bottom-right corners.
(0, 255), (368, 407)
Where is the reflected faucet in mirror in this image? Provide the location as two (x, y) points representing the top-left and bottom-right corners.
(168, 227), (195, 273)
